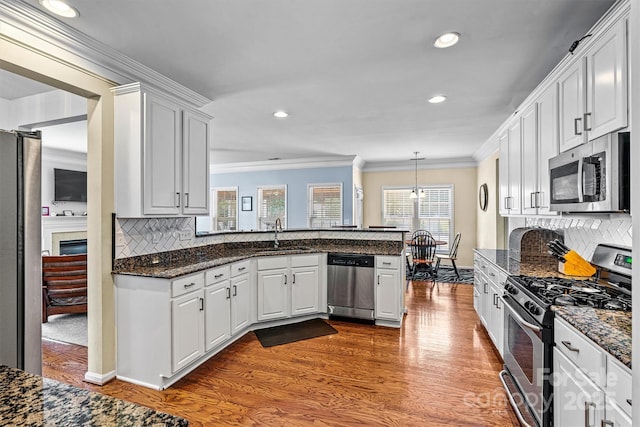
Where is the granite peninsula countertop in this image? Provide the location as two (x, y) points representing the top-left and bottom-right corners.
(553, 306), (632, 369)
(113, 239), (405, 279)
(0, 365), (188, 426)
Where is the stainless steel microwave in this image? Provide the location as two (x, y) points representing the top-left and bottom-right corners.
(549, 132), (630, 212)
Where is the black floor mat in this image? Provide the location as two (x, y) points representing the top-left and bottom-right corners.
(254, 318), (337, 348)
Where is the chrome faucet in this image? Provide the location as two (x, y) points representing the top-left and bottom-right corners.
(274, 218), (283, 248)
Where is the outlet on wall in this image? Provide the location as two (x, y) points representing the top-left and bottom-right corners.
(178, 230), (191, 241)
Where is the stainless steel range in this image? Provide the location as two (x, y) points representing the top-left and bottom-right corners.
(499, 244), (632, 427)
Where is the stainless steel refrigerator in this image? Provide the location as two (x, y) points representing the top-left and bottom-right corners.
(0, 130), (42, 374)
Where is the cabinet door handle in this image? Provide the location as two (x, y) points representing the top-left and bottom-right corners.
(601, 421), (614, 427)
(233, 285), (237, 296)
(562, 340), (580, 353)
(176, 192), (181, 208)
(583, 112), (591, 131)
(284, 274), (287, 285)
(530, 192), (536, 209)
(584, 401), (595, 427)
(377, 275), (380, 285)
(493, 293), (498, 306)
(496, 297), (501, 310)
(483, 282), (488, 294)
(626, 399), (632, 406)
(292, 273), (296, 284)
(238, 266), (246, 271)
(184, 282), (196, 289)
(199, 297), (204, 311)
(214, 273), (224, 279)
(489, 272), (496, 277)
(184, 192), (189, 208)
(382, 261), (391, 265)
(226, 287), (230, 299)
(574, 117), (583, 135)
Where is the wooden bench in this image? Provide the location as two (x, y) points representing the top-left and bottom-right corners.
(42, 254), (88, 323)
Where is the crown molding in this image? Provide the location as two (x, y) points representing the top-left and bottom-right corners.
(210, 155), (359, 174)
(362, 157), (477, 172)
(0, 0), (211, 107)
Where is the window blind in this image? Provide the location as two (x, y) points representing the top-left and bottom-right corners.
(308, 184), (342, 228)
(214, 189), (237, 231)
(382, 188), (414, 229)
(418, 186), (453, 251)
(257, 186), (286, 230)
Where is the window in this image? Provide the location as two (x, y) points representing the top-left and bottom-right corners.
(382, 188), (414, 229)
(418, 186), (453, 251)
(257, 185), (286, 230)
(194, 187), (238, 233)
(308, 184), (342, 228)
(382, 185), (454, 251)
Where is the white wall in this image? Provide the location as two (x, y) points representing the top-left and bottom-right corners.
(11, 90), (85, 127)
(0, 98), (10, 129)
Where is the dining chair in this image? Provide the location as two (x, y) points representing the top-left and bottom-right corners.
(435, 232), (462, 280)
(409, 230), (437, 282)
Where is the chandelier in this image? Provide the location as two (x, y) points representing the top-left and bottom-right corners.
(410, 151), (425, 199)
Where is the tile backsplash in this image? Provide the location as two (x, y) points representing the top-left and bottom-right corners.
(114, 218), (404, 258)
(526, 215), (632, 260)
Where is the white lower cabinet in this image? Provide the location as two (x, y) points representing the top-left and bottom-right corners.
(375, 256), (402, 322)
(553, 318), (632, 426)
(473, 252), (506, 357)
(257, 254), (320, 321)
(172, 288), (205, 372)
(230, 266), (251, 334)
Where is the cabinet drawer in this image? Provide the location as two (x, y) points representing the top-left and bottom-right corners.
(231, 260), (251, 277)
(257, 256), (288, 270)
(486, 264), (499, 283)
(205, 265), (230, 285)
(376, 256), (399, 270)
(555, 318), (605, 387)
(606, 357), (632, 416)
(172, 272), (205, 298)
(290, 254), (319, 268)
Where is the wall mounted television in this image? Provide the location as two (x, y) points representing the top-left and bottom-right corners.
(54, 168), (87, 202)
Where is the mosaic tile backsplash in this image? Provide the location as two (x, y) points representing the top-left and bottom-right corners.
(114, 218), (405, 259)
(526, 216), (632, 261)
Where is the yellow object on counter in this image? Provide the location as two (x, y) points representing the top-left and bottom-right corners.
(559, 250), (597, 277)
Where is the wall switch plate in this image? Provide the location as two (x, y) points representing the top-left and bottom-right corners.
(179, 230), (191, 241)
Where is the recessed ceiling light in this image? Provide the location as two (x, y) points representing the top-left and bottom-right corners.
(433, 32), (460, 49)
(428, 95), (447, 104)
(39, 0), (79, 17)
(273, 111), (289, 118)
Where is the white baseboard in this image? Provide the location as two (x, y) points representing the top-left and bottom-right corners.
(84, 369), (116, 385)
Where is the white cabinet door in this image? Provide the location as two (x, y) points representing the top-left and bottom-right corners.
(585, 18), (627, 141)
(290, 266), (319, 316)
(171, 289), (204, 373)
(204, 282), (230, 351)
(480, 274), (491, 328)
(181, 109), (210, 215)
(498, 132), (510, 216)
(375, 268), (400, 320)
(554, 348), (605, 427)
(489, 281), (504, 356)
(604, 397), (632, 427)
(144, 92), (181, 215)
(257, 268), (288, 321)
(520, 103), (538, 215)
(231, 273), (251, 334)
(536, 83), (559, 215)
(506, 118), (522, 214)
(558, 60), (586, 152)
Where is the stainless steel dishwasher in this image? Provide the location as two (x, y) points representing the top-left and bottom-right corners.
(327, 253), (375, 320)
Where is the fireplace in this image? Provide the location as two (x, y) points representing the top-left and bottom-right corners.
(59, 239), (87, 255)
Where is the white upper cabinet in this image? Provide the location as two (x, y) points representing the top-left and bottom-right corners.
(536, 84), (559, 215)
(113, 83), (212, 217)
(585, 18), (627, 140)
(559, 17), (627, 152)
(520, 104), (538, 215)
(499, 119), (522, 216)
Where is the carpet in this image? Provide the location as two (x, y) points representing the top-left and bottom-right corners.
(41, 313), (87, 347)
(435, 267), (474, 284)
(254, 318), (337, 348)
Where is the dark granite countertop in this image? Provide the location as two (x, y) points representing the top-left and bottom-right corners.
(113, 239), (404, 279)
(474, 249), (582, 278)
(553, 307), (632, 370)
(0, 365), (188, 426)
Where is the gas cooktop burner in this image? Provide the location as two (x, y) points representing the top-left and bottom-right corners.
(509, 275), (631, 311)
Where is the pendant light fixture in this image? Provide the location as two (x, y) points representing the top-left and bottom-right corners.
(410, 152), (425, 199)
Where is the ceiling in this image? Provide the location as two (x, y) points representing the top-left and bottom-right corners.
(7, 0), (617, 166)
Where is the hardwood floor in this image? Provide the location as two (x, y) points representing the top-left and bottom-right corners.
(42, 281), (518, 426)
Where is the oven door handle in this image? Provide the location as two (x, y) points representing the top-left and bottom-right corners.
(500, 296), (541, 332)
(499, 370), (535, 427)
